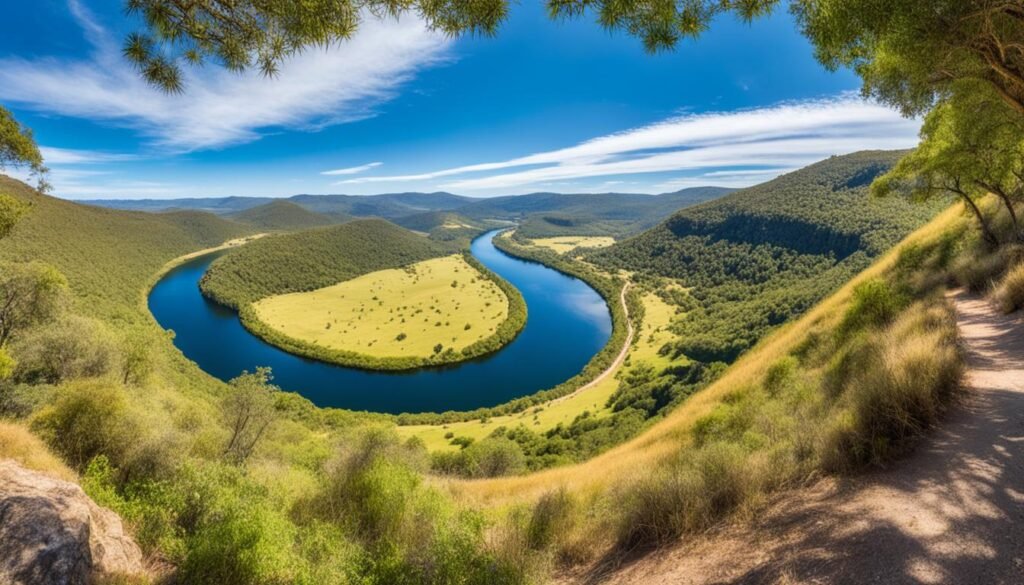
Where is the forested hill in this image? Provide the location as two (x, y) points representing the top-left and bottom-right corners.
(457, 187), (733, 237)
(590, 150), (949, 363)
(229, 200), (338, 231)
(200, 219), (454, 308)
(0, 175), (254, 320)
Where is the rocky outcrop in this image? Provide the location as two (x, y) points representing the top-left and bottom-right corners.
(0, 459), (145, 585)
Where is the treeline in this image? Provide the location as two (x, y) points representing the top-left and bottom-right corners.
(396, 232), (634, 424)
(200, 219), (453, 308)
(237, 251), (527, 371)
(591, 151), (949, 365)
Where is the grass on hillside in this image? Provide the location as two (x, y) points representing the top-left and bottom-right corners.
(528, 236), (616, 255)
(253, 255), (510, 360)
(0, 421), (76, 481)
(398, 291), (678, 451)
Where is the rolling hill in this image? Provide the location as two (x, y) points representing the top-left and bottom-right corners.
(84, 187), (732, 239)
(0, 175), (255, 320)
(229, 200), (339, 231)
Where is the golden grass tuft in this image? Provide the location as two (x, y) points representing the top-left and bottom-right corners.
(0, 420), (76, 481)
(994, 261), (1024, 314)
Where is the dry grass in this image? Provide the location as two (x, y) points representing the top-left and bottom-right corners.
(994, 262), (1024, 314)
(253, 255), (508, 360)
(0, 420), (76, 481)
(528, 237), (616, 255)
(444, 204), (966, 507)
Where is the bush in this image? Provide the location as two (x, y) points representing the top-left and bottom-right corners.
(11, 315), (118, 384)
(431, 437), (526, 478)
(994, 262), (1024, 313)
(838, 279), (905, 337)
(821, 303), (962, 471)
(526, 489), (577, 551)
(31, 380), (139, 470)
(616, 442), (751, 551)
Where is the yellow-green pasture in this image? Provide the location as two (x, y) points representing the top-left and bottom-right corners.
(252, 255), (509, 360)
(397, 289), (681, 451)
(528, 236), (616, 254)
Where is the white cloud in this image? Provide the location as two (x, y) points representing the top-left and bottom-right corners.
(322, 161), (383, 176)
(0, 2), (451, 151)
(39, 147), (139, 165)
(340, 96), (920, 193)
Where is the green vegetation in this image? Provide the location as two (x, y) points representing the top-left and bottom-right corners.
(0, 106), (47, 192)
(200, 219), (452, 308)
(248, 254), (527, 370)
(592, 151), (948, 366)
(229, 200), (337, 231)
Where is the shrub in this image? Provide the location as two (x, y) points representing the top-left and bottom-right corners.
(526, 489), (577, 551)
(12, 315), (118, 384)
(821, 303), (963, 471)
(838, 279), (904, 337)
(951, 248), (1008, 292)
(432, 437), (526, 478)
(994, 262), (1024, 314)
(31, 380), (139, 470)
(616, 442), (751, 551)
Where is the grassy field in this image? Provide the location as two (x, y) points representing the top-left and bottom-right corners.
(529, 236), (615, 254)
(253, 255), (509, 360)
(398, 289), (678, 450)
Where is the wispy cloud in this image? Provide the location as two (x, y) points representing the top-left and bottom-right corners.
(39, 147), (139, 165)
(321, 161), (383, 176)
(0, 2), (451, 151)
(339, 96), (919, 193)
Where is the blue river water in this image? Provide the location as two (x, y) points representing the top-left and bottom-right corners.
(147, 230), (612, 414)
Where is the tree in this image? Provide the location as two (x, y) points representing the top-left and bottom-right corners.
(123, 0), (509, 92)
(120, 327), (154, 386)
(0, 106), (49, 193)
(11, 315), (119, 384)
(0, 261), (67, 348)
(793, 0), (1024, 118)
(873, 82), (1024, 245)
(221, 367), (279, 464)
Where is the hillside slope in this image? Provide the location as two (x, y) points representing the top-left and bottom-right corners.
(200, 219), (454, 308)
(229, 199), (338, 231)
(0, 175), (254, 320)
(591, 151), (946, 363)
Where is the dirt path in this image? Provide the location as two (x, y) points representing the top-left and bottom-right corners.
(574, 290), (1024, 585)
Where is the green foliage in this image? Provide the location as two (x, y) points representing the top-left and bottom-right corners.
(0, 347), (14, 380)
(874, 83), (1024, 245)
(221, 368), (280, 464)
(31, 380), (139, 470)
(431, 437), (527, 478)
(793, 1), (1024, 118)
(838, 279), (906, 338)
(0, 193), (29, 240)
(229, 200), (336, 231)
(0, 106), (48, 192)
(0, 260), (68, 347)
(11, 315), (119, 384)
(995, 261), (1024, 313)
(593, 151), (945, 365)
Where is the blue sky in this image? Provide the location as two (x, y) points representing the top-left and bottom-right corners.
(0, 0), (921, 199)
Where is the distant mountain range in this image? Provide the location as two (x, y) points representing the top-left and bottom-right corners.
(82, 187), (735, 237)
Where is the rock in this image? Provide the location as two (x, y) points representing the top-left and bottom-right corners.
(0, 459), (145, 585)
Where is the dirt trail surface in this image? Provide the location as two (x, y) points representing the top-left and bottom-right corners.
(572, 290), (1024, 585)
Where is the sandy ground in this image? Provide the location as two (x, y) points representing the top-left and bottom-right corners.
(568, 290), (1024, 585)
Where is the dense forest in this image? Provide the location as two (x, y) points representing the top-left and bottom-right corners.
(592, 151), (950, 365)
(199, 219), (454, 308)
